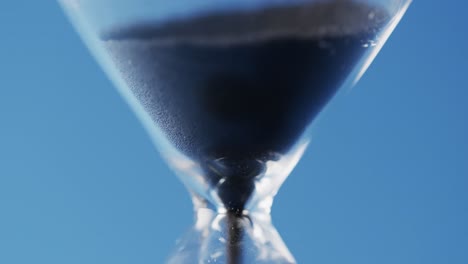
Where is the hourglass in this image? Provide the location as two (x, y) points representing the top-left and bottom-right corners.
(59, 0), (411, 263)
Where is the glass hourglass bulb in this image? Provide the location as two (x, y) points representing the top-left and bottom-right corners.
(59, 0), (412, 263)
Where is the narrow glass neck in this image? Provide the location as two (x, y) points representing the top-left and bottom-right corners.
(164, 140), (310, 263)
(166, 207), (295, 264)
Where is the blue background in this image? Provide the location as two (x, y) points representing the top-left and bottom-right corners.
(1, 1), (467, 263)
